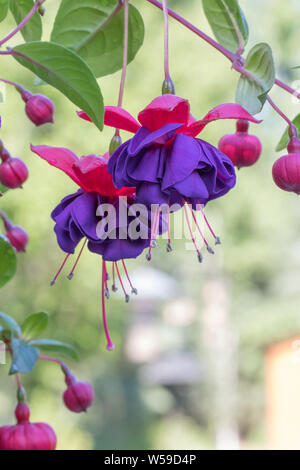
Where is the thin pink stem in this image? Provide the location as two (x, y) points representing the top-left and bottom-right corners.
(162, 0), (170, 79)
(267, 95), (298, 137)
(117, 0), (129, 109)
(0, 78), (24, 92)
(146, 0), (236, 62)
(0, 1), (45, 47)
(187, 202), (208, 247)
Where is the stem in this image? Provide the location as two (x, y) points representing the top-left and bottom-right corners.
(117, 0), (129, 108)
(275, 78), (300, 100)
(146, 0), (236, 62)
(146, 0), (300, 101)
(267, 95), (298, 137)
(0, 1), (45, 48)
(162, 0), (170, 79)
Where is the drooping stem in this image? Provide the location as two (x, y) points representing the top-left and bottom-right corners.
(146, 0), (300, 102)
(162, 0), (170, 79)
(146, 0), (236, 62)
(39, 355), (71, 376)
(0, 78), (24, 91)
(267, 95), (298, 137)
(0, 1), (46, 47)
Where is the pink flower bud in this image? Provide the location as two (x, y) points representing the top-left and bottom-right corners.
(0, 157), (29, 188)
(63, 377), (94, 413)
(0, 403), (56, 450)
(272, 137), (300, 194)
(218, 119), (262, 169)
(23, 92), (54, 126)
(6, 226), (29, 252)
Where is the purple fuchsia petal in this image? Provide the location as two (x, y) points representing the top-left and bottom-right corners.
(88, 237), (149, 262)
(138, 95), (190, 132)
(128, 122), (183, 156)
(136, 182), (170, 206)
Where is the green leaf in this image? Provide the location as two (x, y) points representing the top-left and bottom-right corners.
(202, 0), (248, 53)
(0, 0), (9, 22)
(9, 0), (42, 42)
(0, 312), (21, 336)
(236, 43), (275, 115)
(12, 41), (104, 130)
(51, 1), (145, 77)
(9, 336), (39, 374)
(29, 339), (79, 361)
(22, 312), (48, 340)
(0, 236), (17, 288)
(276, 113), (300, 152)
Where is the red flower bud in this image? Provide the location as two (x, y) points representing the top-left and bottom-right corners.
(0, 157), (29, 188)
(63, 376), (94, 413)
(0, 403), (56, 450)
(272, 137), (300, 194)
(218, 119), (262, 169)
(22, 92), (54, 126)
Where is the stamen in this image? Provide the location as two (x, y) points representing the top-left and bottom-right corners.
(186, 201), (214, 255)
(147, 206), (159, 261)
(183, 203), (202, 261)
(101, 260), (115, 351)
(112, 262), (118, 292)
(166, 205), (172, 252)
(115, 262), (130, 302)
(122, 260), (138, 295)
(67, 239), (87, 280)
(198, 204), (221, 245)
(50, 254), (70, 286)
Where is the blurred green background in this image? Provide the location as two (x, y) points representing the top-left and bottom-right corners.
(1, 0), (300, 450)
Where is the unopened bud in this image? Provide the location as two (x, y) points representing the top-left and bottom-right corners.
(162, 77), (175, 95)
(0, 157), (28, 189)
(109, 134), (122, 156)
(22, 91), (55, 126)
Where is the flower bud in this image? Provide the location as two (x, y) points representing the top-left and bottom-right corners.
(22, 91), (54, 126)
(162, 77), (175, 95)
(0, 157), (29, 188)
(272, 137), (300, 194)
(109, 134), (122, 156)
(63, 375), (94, 413)
(6, 226), (29, 252)
(218, 119), (262, 169)
(0, 212), (29, 252)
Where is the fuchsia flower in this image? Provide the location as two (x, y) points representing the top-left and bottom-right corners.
(79, 95), (261, 258)
(31, 138), (163, 350)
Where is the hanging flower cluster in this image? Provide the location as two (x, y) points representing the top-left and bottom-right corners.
(30, 95), (260, 350)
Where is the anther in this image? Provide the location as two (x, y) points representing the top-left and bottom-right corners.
(206, 245), (215, 255)
(112, 284), (118, 292)
(198, 252), (203, 263)
(105, 288), (110, 299)
(166, 242), (173, 252)
(215, 236), (221, 245)
(146, 252), (152, 262)
(131, 288), (138, 295)
(125, 294), (130, 303)
(150, 240), (158, 248)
